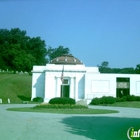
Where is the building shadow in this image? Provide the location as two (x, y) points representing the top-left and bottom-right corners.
(60, 116), (140, 140)
(78, 76), (85, 99)
(33, 73), (45, 98)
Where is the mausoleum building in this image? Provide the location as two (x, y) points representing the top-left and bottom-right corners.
(31, 54), (140, 104)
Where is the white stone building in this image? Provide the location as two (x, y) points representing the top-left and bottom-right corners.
(31, 54), (140, 104)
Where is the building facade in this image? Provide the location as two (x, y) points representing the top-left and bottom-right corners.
(31, 54), (140, 104)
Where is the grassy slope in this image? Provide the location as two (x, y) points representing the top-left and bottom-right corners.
(0, 73), (32, 103)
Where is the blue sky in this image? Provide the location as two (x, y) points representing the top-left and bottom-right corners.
(0, 0), (140, 68)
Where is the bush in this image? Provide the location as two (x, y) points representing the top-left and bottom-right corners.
(90, 98), (100, 105)
(100, 96), (116, 104)
(90, 96), (116, 105)
(33, 97), (43, 102)
(126, 95), (136, 101)
(116, 95), (140, 102)
(49, 97), (75, 105)
(90, 95), (140, 105)
(135, 96), (140, 101)
(33, 104), (88, 109)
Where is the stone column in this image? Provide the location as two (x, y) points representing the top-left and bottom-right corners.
(55, 77), (61, 97)
(74, 77), (78, 101)
(55, 77), (58, 97)
(70, 77), (74, 99)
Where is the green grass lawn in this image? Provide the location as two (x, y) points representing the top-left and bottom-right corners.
(7, 107), (119, 114)
(7, 103), (119, 114)
(7, 101), (140, 115)
(0, 73), (32, 103)
(109, 101), (140, 108)
(7, 101), (140, 114)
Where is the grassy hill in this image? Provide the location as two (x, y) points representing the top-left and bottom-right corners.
(0, 73), (32, 103)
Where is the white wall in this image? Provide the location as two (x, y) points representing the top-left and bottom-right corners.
(32, 64), (140, 104)
(85, 74), (116, 99)
(85, 73), (140, 99)
(31, 72), (45, 100)
(44, 70), (85, 102)
(129, 75), (140, 96)
(32, 64), (99, 102)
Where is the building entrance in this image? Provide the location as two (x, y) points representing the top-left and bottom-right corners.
(116, 77), (130, 97)
(61, 85), (70, 97)
(60, 79), (70, 98)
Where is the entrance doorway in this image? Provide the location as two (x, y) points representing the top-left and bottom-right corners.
(116, 77), (130, 97)
(60, 79), (70, 98)
(61, 85), (70, 97)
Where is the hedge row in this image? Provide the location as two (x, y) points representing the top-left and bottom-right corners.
(49, 97), (75, 105)
(33, 95), (140, 106)
(33, 104), (88, 109)
(116, 95), (140, 102)
(90, 95), (140, 105)
(90, 96), (116, 105)
(32, 97), (76, 105)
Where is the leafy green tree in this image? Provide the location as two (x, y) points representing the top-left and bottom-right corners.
(101, 61), (109, 68)
(27, 37), (47, 65)
(99, 61), (111, 73)
(47, 46), (70, 61)
(99, 61), (135, 74)
(0, 28), (47, 72)
(119, 67), (135, 74)
(111, 68), (121, 73)
(135, 64), (140, 74)
(0, 28), (72, 72)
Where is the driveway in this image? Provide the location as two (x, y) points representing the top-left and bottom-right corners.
(0, 104), (140, 140)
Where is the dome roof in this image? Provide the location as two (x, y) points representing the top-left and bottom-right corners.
(50, 54), (83, 65)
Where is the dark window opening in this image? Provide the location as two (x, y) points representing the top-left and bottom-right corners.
(116, 77), (130, 98)
(60, 85), (70, 98)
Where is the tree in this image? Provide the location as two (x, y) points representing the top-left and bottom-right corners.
(101, 61), (109, 68)
(119, 67), (135, 74)
(98, 61), (136, 74)
(27, 37), (47, 65)
(135, 64), (140, 74)
(47, 46), (70, 61)
(0, 28), (72, 72)
(7, 44), (35, 72)
(0, 28), (47, 72)
(98, 61), (111, 73)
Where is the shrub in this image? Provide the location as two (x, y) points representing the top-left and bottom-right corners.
(90, 98), (100, 105)
(90, 96), (116, 105)
(135, 96), (140, 101)
(100, 96), (116, 104)
(126, 95), (136, 101)
(49, 97), (75, 105)
(33, 104), (88, 109)
(91, 95), (140, 105)
(116, 95), (140, 102)
(33, 97), (43, 102)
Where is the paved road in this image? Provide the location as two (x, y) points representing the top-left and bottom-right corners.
(0, 104), (140, 140)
